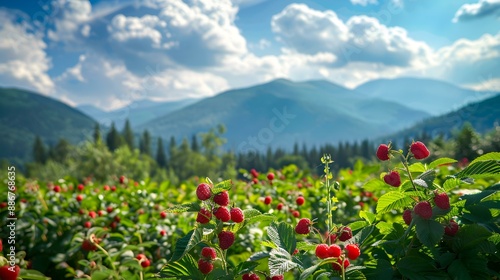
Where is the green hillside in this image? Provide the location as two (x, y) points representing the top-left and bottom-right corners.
(0, 87), (96, 164)
(388, 93), (500, 142)
(139, 79), (429, 151)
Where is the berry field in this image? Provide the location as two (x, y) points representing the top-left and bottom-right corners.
(1, 142), (500, 279)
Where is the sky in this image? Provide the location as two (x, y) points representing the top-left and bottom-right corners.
(0, 0), (499, 110)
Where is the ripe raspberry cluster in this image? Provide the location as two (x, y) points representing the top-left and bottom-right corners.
(197, 247), (217, 274)
(136, 253), (151, 268)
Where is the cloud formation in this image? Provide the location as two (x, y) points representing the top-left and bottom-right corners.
(453, 0), (500, 22)
(271, 4), (432, 67)
(0, 10), (53, 93)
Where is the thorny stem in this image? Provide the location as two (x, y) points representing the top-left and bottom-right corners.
(323, 155), (334, 246)
(399, 152), (418, 192)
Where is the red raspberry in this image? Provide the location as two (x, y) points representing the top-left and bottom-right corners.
(252, 178), (259, 184)
(315, 244), (330, 259)
(196, 208), (212, 224)
(267, 173), (275, 181)
(76, 194), (83, 202)
(295, 218), (312, 234)
(111, 185), (117, 192)
(292, 210), (300, 218)
(434, 192), (450, 210)
(136, 254), (146, 261)
(198, 259), (214, 274)
(0, 239), (2, 252)
(0, 202), (7, 209)
(338, 227), (352, 241)
(84, 221), (92, 228)
(376, 144), (390, 161)
(242, 272), (260, 280)
(77, 184), (85, 191)
(81, 238), (97, 251)
(214, 207), (231, 222)
(403, 209), (413, 225)
(218, 231), (235, 250)
(345, 244), (361, 260)
(107, 206), (113, 213)
(332, 258), (350, 271)
(410, 141), (430, 160)
(264, 196), (272, 205)
(160, 230), (166, 236)
(444, 220), (459, 236)
(196, 183), (212, 201)
(296, 196), (305, 206)
(328, 244), (342, 258)
(414, 201), (433, 219)
(250, 168), (259, 178)
(89, 211), (97, 219)
(326, 233), (337, 243)
(201, 247), (217, 260)
(276, 203), (283, 211)
(230, 207), (245, 223)
(0, 264), (20, 280)
(213, 191), (230, 206)
(103, 185), (110, 191)
(119, 175), (126, 184)
(160, 211), (167, 219)
(141, 259), (150, 268)
(271, 276), (284, 280)
(383, 171), (401, 187)
(54, 185), (61, 192)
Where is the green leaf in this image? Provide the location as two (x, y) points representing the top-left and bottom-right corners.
(469, 152), (500, 165)
(248, 251), (270, 262)
(160, 254), (204, 279)
(299, 263), (320, 280)
(165, 202), (201, 213)
(90, 270), (114, 280)
(462, 183), (500, 206)
(352, 225), (375, 246)
(452, 224), (492, 252)
(345, 269), (367, 279)
(359, 210), (376, 224)
(268, 247), (299, 276)
(443, 178), (463, 192)
(416, 169), (436, 189)
(363, 259), (393, 280)
(234, 261), (259, 275)
(376, 191), (414, 214)
(397, 256), (447, 280)
(296, 241), (316, 252)
(463, 204), (493, 223)
(454, 160), (500, 179)
(428, 158), (458, 169)
(170, 227), (203, 262)
(415, 219), (444, 247)
(19, 269), (51, 280)
(212, 179), (233, 194)
(448, 259), (473, 280)
(267, 221), (296, 254)
(408, 162), (426, 173)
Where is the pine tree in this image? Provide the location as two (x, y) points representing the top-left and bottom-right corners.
(49, 139), (71, 162)
(93, 123), (101, 144)
(106, 122), (122, 151)
(33, 136), (47, 164)
(139, 130), (152, 156)
(156, 137), (167, 168)
(122, 119), (134, 150)
(191, 134), (199, 152)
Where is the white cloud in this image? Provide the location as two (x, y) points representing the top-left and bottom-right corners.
(271, 4), (432, 67)
(48, 0), (92, 42)
(108, 14), (166, 48)
(0, 11), (53, 93)
(351, 0), (378, 6)
(453, 0), (500, 22)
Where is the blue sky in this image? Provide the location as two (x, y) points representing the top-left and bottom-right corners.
(0, 0), (499, 110)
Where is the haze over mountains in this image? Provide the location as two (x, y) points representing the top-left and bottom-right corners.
(0, 77), (497, 163)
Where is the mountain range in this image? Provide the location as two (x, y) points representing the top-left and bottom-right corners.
(77, 98), (199, 128)
(0, 77), (497, 163)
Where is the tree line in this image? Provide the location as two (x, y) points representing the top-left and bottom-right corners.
(29, 120), (500, 183)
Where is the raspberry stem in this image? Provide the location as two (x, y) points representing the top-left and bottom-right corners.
(321, 155), (334, 245)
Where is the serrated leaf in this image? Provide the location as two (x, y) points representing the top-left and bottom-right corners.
(443, 178), (463, 192)
(234, 261), (259, 275)
(165, 202), (201, 213)
(415, 219), (444, 247)
(428, 158), (458, 169)
(469, 152), (500, 165)
(452, 224), (492, 252)
(448, 259), (473, 280)
(212, 179), (233, 194)
(408, 162), (426, 173)
(248, 251), (270, 262)
(454, 160), (500, 179)
(267, 221), (296, 254)
(359, 210), (376, 224)
(299, 263), (320, 280)
(160, 254), (203, 279)
(413, 179), (428, 188)
(376, 191), (414, 214)
(170, 227), (203, 262)
(461, 183), (500, 206)
(397, 256), (447, 279)
(352, 225), (375, 246)
(269, 247), (299, 276)
(416, 169), (436, 189)
(296, 241), (316, 252)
